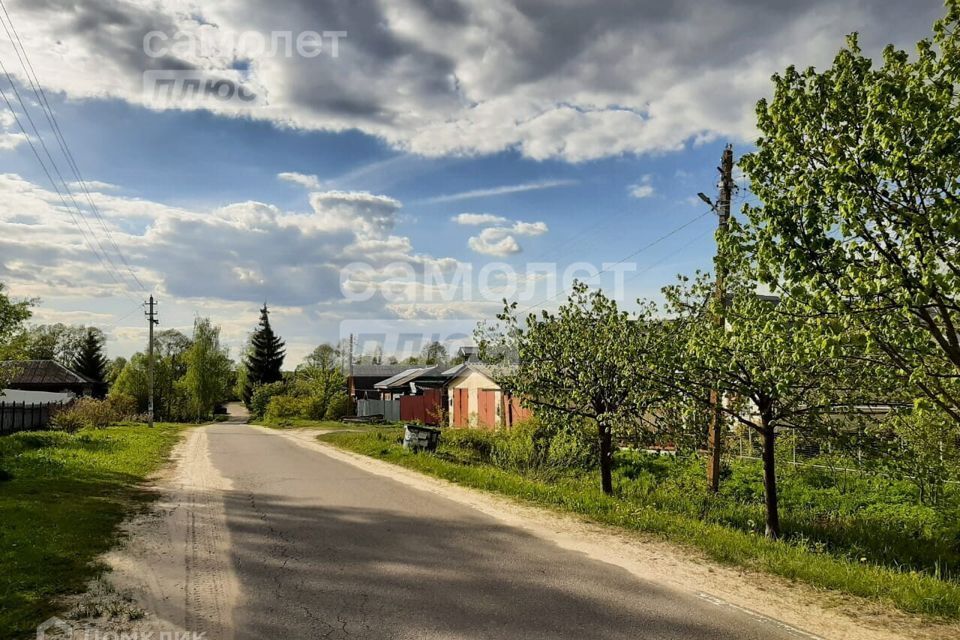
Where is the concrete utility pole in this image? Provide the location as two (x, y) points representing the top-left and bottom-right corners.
(145, 295), (158, 428)
(707, 145), (734, 493)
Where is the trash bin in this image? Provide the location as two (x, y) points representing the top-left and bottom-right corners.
(403, 423), (441, 452)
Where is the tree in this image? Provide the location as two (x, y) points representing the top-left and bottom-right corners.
(154, 329), (191, 419)
(482, 282), (665, 495)
(737, 2), (960, 422)
(296, 343), (347, 418)
(0, 282), (32, 385)
(243, 304), (285, 405)
(420, 341), (448, 366)
(106, 356), (127, 386)
(20, 324), (92, 366)
(183, 317), (232, 420)
(663, 273), (874, 539)
(73, 328), (108, 396)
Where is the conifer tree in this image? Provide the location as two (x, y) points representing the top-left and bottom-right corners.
(74, 328), (109, 397)
(243, 304), (285, 405)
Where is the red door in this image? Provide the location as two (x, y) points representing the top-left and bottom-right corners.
(454, 388), (469, 427)
(478, 390), (497, 428)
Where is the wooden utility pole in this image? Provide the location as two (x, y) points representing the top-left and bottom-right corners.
(707, 145), (734, 493)
(145, 295), (158, 428)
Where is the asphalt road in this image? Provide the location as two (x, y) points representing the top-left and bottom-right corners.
(199, 423), (809, 640)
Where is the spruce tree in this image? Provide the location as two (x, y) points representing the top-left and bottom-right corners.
(243, 304), (285, 405)
(74, 328), (109, 397)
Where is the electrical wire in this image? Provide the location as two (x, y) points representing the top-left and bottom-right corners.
(0, 0), (146, 292)
(514, 208), (713, 316)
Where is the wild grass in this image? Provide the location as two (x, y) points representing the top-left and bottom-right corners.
(320, 427), (960, 620)
(0, 422), (188, 639)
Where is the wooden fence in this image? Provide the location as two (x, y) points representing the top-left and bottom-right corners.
(357, 398), (401, 422)
(0, 401), (65, 435)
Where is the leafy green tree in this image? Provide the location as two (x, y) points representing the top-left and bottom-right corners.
(183, 317), (233, 420)
(663, 273), (875, 539)
(0, 282), (32, 384)
(110, 353), (150, 411)
(19, 324), (93, 366)
(73, 328), (109, 395)
(737, 2), (960, 421)
(106, 356), (127, 386)
(483, 282), (665, 495)
(296, 343), (347, 419)
(243, 304), (285, 406)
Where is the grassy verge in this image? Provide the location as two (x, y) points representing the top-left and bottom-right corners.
(0, 422), (190, 639)
(320, 428), (960, 620)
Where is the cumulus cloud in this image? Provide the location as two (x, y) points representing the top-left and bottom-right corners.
(0, 0), (941, 162)
(463, 216), (549, 256)
(629, 175), (655, 199)
(0, 173), (444, 309)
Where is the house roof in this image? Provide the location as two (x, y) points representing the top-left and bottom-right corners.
(373, 366), (451, 390)
(349, 364), (413, 378)
(441, 362), (500, 382)
(374, 367), (423, 389)
(0, 360), (95, 386)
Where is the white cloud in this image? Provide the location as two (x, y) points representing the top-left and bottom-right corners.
(0, 0), (936, 162)
(468, 228), (522, 257)
(629, 175), (655, 199)
(278, 172), (321, 190)
(452, 213), (508, 226)
(462, 216), (549, 256)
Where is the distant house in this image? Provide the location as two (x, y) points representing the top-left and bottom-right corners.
(0, 360), (96, 398)
(348, 364), (416, 400)
(443, 363), (531, 429)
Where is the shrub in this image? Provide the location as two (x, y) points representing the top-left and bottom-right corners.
(443, 428), (496, 460)
(107, 393), (138, 421)
(265, 394), (309, 420)
(250, 381), (287, 418)
(324, 393), (355, 420)
(51, 397), (117, 431)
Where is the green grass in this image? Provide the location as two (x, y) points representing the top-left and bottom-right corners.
(320, 428), (960, 620)
(0, 422), (190, 639)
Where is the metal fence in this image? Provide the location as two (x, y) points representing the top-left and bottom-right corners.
(357, 398), (400, 422)
(0, 401), (65, 435)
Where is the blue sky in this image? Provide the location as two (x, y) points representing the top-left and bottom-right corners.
(0, 0), (944, 363)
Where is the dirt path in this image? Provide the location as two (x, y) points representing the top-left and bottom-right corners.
(68, 427), (241, 639)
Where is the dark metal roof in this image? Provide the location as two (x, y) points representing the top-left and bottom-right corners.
(0, 360), (95, 386)
(349, 364), (414, 378)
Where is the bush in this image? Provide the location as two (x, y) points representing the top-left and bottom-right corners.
(250, 381), (287, 418)
(51, 397), (118, 431)
(490, 417), (597, 476)
(324, 393), (355, 420)
(443, 428), (496, 460)
(265, 394), (309, 420)
(107, 393), (138, 421)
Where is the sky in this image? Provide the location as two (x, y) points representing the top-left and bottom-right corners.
(0, 0), (947, 365)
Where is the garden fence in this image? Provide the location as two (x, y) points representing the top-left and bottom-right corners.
(0, 401), (65, 435)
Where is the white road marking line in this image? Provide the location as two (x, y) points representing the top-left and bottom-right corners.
(696, 592), (826, 640)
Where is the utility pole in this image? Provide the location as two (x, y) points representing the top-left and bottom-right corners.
(707, 144), (734, 493)
(145, 295), (158, 429)
(348, 333), (354, 377)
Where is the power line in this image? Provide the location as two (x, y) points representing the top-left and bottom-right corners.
(514, 208), (713, 317)
(0, 0), (146, 292)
